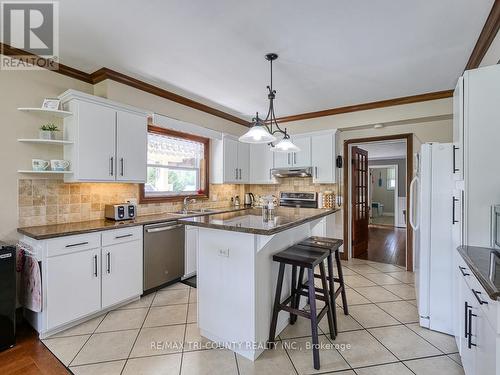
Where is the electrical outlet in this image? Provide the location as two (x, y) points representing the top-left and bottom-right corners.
(218, 248), (229, 257)
(127, 198), (138, 205)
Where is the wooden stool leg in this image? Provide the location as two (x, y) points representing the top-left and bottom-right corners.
(290, 265), (298, 325)
(319, 261), (335, 340)
(327, 253), (338, 336)
(294, 266), (304, 314)
(269, 263), (285, 344)
(307, 268), (320, 370)
(335, 250), (349, 315)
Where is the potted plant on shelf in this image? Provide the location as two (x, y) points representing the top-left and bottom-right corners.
(39, 123), (59, 140)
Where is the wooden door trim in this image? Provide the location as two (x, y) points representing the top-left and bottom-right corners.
(342, 133), (414, 272)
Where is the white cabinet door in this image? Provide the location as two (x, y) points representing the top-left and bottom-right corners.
(46, 248), (101, 329)
(291, 136), (311, 167)
(101, 240), (143, 309)
(77, 101), (116, 181)
(237, 142), (250, 183)
(185, 227), (198, 278)
(116, 110), (148, 182)
(460, 278), (477, 375)
(453, 77), (464, 181)
(223, 137), (239, 183)
(274, 151), (291, 168)
(311, 134), (335, 183)
(475, 305), (496, 375)
(249, 143), (275, 184)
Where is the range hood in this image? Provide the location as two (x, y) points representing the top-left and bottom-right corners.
(271, 167), (313, 178)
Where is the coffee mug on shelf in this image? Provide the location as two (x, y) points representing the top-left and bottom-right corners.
(50, 159), (70, 171)
(32, 159), (50, 171)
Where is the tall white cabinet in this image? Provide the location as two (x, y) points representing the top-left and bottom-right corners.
(59, 90), (149, 183)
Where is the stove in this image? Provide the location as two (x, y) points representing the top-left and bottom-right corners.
(279, 192), (318, 208)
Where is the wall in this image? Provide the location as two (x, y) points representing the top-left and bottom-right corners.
(369, 158), (406, 197)
(480, 29), (500, 67)
(370, 168), (395, 213)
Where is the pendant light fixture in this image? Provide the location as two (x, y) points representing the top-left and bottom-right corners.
(238, 53), (300, 152)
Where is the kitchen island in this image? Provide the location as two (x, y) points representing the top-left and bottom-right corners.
(179, 207), (338, 360)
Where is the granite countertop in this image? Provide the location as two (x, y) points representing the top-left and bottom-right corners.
(179, 207), (339, 235)
(17, 207), (246, 240)
(457, 245), (500, 300)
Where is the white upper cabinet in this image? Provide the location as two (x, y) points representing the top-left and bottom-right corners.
(116, 110), (147, 182)
(249, 143), (275, 184)
(273, 150), (291, 168)
(211, 135), (250, 184)
(311, 131), (336, 183)
(60, 90), (149, 183)
(291, 136), (311, 167)
(453, 77), (464, 181)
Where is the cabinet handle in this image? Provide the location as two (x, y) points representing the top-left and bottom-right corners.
(269, 169), (272, 180)
(452, 145), (459, 173)
(93, 254), (98, 277)
(66, 241), (89, 248)
(120, 158), (124, 176)
(468, 308), (477, 349)
(294, 152), (297, 164)
(472, 289), (488, 305)
(464, 301), (470, 338)
(235, 168), (238, 180)
(315, 166), (318, 178)
(106, 252), (111, 274)
(459, 266), (470, 276)
(452, 197), (459, 224)
(115, 233), (133, 239)
(239, 168), (242, 180)
(110, 157), (114, 176)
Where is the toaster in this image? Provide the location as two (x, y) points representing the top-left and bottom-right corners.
(105, 203), (136, 221)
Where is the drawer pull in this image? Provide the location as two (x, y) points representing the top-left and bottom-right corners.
(458, 266), (470, 276)
(472, 289), (488, 305)
(115, 234), (133, 239)
(66, 241), (89, 248)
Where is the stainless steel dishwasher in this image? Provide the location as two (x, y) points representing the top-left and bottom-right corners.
(143, 221), (185, 292)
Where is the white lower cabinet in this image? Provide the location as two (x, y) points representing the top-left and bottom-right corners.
(101, 239), (143, 309)
(185, 227), (198, 278)
(46, 247), (101, 330)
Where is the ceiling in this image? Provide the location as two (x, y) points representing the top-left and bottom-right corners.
(357, 141), (406, 160)
(57, 0), (494, 120)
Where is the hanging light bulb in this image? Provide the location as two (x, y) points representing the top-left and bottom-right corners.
(271, 136), (300, 152)
(238, 113), (277, 144)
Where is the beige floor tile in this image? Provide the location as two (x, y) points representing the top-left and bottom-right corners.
(363, 273), (403, 285)
(404, 355), (465, 375)
(344, 264), (382, 274)
(189, 288), (197, 303)
(160, 282), (190, 291)
(406, 323), (459, 354)
(122, 353), (182, 375)
(334, 329), (397, 368)
(237, 346), (296, 375)
(343, 275), (377, 288)
(187, 303), (197, 323)
(51, 315), (105, 338)
(447, 353), (462, 366)
(130, 324), (185, 357)
(386, 271), (415, 283)
(319, 308), (363, 333)
(348, 304), (400, 328)
(143, 304), (188, 327)
(342, 258), (371, 266)
(377, 301), (419, 324)
(152, 289), (189, 306)
(369, 263), (404, 273)
(354, 362), (413, 375)
(284, 335), (350, 374)
(70, 360), (125, 375)
(95, 308), (148, 332)
(280, 316), (316, 339)
(369, 325), (441, 360)
(407, 299), (417, 306)
(338, 267), (357, 276)
(383, 284), (416, 300)
(42, 334), (90, 366)
(353, 286), (402, 303)
(338, 288), (371, 307)
(184, 323), (218, 352)
(72, 329), (139, 366)
(118, 293), (155, 310)
(181, 349), (238, 375)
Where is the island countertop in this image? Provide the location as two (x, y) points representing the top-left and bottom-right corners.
(179, 207), (339, 235)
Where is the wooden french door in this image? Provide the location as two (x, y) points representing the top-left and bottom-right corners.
(351, 146), (369, 257)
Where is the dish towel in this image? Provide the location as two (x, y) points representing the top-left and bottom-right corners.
(16, 246), (42, 313)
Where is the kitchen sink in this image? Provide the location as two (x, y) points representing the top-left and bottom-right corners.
(173, 209), (219, 215)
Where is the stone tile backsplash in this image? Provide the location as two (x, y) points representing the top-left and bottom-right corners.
(18, 179), (244, 227)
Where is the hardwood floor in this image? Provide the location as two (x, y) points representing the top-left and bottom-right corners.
(0, 320), (69, 375)
(356, 224), (406, 267)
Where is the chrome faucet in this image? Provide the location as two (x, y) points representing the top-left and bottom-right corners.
(182, 196), (196, 213)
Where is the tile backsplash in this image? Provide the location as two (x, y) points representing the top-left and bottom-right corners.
(18, 179), (244, 227)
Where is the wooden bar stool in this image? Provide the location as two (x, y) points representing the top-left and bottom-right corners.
(298, 237), (347, 336)
(268, 245), (336, 370)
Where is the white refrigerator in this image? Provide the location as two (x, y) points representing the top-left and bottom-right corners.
(410, 142), (455, 335)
